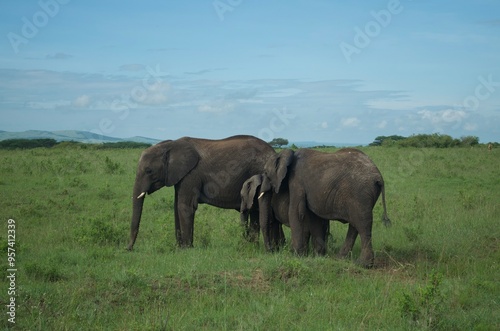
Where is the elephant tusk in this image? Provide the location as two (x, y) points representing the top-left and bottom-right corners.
(258, 192), (265, 199)
(137, 192), (146, 199)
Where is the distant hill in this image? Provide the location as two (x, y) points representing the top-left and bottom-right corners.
(0, 130), (161, 145)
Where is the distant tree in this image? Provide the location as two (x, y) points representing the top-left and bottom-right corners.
(0, 138), (58, 149)
(370, 135), (406, 146)
(370, 133), (487, 148)
(396, 133), (467, 148)
(460, 136), (479, 147)
(269, 138), (289, 148)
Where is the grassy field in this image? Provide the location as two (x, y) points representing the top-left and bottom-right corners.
(1, 145), (499, 330)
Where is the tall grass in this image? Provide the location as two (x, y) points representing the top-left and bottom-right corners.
(0, 146), (499, 330)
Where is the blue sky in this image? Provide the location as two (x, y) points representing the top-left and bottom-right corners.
(1, 0), (499, 144)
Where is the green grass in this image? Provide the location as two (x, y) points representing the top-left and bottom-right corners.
(1, 146), (499, 330)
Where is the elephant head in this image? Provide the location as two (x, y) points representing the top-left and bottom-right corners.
(240, 174), (284, 251)
(264, 149), (294, 193)
(128, 140), (200, 250)
(240, 174), (272, 213)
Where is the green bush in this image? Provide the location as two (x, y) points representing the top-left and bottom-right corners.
(400, 271), (445, 329)
(104, 156), (123, 174)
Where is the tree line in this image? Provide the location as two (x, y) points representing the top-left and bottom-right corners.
(0, 139), (152, 150)
(1, 135), (496, 150)
(369, 134), (497, 148)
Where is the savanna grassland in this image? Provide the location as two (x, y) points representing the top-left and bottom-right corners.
(1, 145), (499, 330)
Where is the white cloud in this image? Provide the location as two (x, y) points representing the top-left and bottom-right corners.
(464, 122), (478, 131)
(341, 117), (360, 127)
(137, 82), (171, 105)
(2, 69), (496, 143)
(198, 100), (235, 113)
(27, 100), (70, 109)
(377, 120), (387, 129)
(73, 95), (91, 108)
(418, 109), (466, 126)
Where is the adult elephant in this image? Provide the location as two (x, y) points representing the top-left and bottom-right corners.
(262, 148), (391, 268)
(240, 171), (329, 255)
(127, 135), (275, 251)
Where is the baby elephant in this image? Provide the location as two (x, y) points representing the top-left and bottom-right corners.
(240, 173), (330, 255)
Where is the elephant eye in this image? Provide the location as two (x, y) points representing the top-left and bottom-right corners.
(145, 168), (153, 175)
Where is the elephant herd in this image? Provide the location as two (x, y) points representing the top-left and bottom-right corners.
(127, 135), (391, 268)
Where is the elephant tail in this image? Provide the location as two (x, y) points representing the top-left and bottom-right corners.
(377, 180), (392, 227)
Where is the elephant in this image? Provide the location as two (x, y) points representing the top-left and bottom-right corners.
(127, 135), (276, 251)
(262, 148), (391, 268)
(240, 171), (330, 255)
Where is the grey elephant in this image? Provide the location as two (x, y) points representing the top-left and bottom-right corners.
(240, 170), (330, 255)
(261, 148), (391, 268)
(127, 135), (275, 251)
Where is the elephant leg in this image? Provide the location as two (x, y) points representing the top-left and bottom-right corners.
(175, 191), (197, 247)
(247, 209), (260, 243)
(240, 210), (249, 236)
(356, 218), (374, 268)
(289, 195), (308, 255)
(271, 220), (285, 250)
(338, 224), (358, 259)
(310, 217), (328, 256)
(257, 192), (275, 251)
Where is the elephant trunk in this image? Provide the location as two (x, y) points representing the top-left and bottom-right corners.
(127, 181), (146, 251)
(258, 192), (274, 251)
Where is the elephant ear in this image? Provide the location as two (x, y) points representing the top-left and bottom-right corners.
(274, 149), (294, 193)
(164, 141), (200, 186)
(241, 175), (263, 211)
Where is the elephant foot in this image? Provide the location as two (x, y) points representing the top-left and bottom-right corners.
(356, 252), (375, 269)
(355, 258), (374, 269)
(243, 231), (259, 243)
(313, 248), (327, 256)
(336, 249), (351, 260)
(292, 247), (308, 257)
